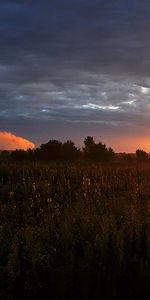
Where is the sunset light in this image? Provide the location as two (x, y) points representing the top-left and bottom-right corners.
(1, 1), (150, 299)
(0, 131), (35, 150)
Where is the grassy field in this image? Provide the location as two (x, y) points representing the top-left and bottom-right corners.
(1, 162), (150, 299)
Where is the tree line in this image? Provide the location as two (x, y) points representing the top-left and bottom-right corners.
(0, 137), (149, 163)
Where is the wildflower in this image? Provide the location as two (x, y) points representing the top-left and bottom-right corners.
(47, 198), (52, 204)
(32, 182), (36, 192)
(9, 191), (14, 198)
(22, 177), (26, 184)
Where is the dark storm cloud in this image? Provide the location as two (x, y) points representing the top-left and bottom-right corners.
(1, 0), (150, 73)
(1, 0), (150, 149)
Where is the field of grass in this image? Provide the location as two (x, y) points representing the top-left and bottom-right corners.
(1, 162), (150, 299)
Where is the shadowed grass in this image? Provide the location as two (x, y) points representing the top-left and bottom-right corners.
(1, 162), (150, 299)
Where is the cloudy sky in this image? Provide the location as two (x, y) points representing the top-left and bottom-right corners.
(1, 0), (150, 151)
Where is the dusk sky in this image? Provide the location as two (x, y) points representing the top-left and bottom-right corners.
(1, 0), (150, 152)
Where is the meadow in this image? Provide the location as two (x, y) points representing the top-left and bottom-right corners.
(1, 161), (150, 299)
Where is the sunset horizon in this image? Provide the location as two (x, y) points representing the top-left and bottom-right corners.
(1, 130), (150, 154)
(1, 1), (150, 152)
(1, 2), (150, 298)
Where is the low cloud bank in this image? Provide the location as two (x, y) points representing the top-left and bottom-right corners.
(0, 132), (35, 150)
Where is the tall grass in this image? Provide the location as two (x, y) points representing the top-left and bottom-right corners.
(0, 162), (150, 299)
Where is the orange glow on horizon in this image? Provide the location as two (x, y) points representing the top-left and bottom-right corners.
(0, 132), (35, 150)
(0, 132), (149, 153)
(101, 136), (150, 153)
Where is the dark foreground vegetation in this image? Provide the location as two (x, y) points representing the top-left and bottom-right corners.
(1, 161), (150, 299)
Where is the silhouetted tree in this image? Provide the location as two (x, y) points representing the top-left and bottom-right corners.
(117, 153), (135, 164)
(107, 147), (115, 162)
(62, 140), (81, 161)
(136, 149), (148, 163)
(32, 148), (42, 161)
(10, 137), (115, 163)
(39, 140), (62, 160)
(83, 136), (115, 162)
(83, 136), (96, 160)
(0, 150), (11, 162)
(11, 150), (28, 161)
(26, 148), (33, 160)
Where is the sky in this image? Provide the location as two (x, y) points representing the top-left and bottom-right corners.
(1, 0), (150, 152)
